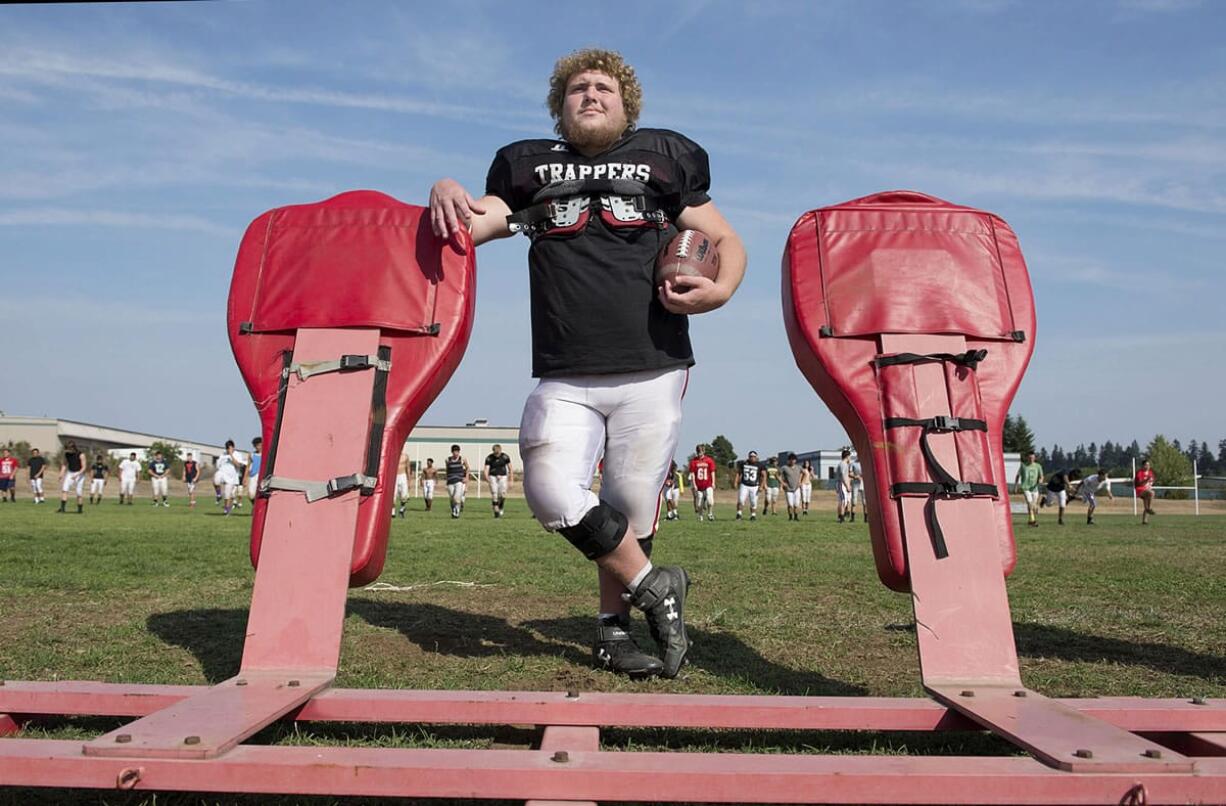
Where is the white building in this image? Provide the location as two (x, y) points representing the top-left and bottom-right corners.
(0, 414), (228, 466)
(399, 419), (521, 497)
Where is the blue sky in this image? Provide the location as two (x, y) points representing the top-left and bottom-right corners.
(2, 0), (1223, 458)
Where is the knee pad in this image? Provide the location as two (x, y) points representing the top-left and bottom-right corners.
(558, 502), (629, 560)
(639, 534), (653, 559)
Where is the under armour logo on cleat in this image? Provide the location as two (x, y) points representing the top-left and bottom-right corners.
(664, 596), (678, 621)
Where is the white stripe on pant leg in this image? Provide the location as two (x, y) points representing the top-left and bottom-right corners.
(520, 378), (606, 531)
(590, 367), (687, 539)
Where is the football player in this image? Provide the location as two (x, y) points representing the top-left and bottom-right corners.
(735, 451), (765, 521)
(483, 444), (513, 518)
(428, 48), (746, 678)
(687, 443), (716, 521)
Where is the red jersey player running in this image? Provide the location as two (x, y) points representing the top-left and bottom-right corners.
(1134, 458), (1156, 526)
(687, 443), (717, 522)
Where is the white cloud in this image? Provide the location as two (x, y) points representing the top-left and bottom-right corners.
(852, 159), (1226, 215)
(4, 294), (218, 327)
(0, 45), (544, 133)
(0, 208), (232, 235)
(1119, 0), (1201, 11)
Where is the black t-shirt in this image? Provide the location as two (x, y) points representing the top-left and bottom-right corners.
(65, 451), (84, 473)
(91, 461), (107, 479)
(28, 456), (47, 477)
(445, 457), (466, 484)
(738, 461), (764, 487)
(1047, 472), (1068, 492)
(184, 460), (199, 482)
(149, 459), (170, 478)
(485, 128), (712, 377)
(484, 453), (511, 476)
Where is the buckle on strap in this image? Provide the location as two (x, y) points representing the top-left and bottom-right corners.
(260, 473), (377, 502)
(285, 354), (392, 381)
(947, 481), (974, 496)
(930, 416), (961, 432)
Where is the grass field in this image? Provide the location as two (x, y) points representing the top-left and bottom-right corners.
(0, 495), (1223, 805)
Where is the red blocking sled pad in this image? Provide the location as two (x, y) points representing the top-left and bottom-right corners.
(229, 190), (476, 587)
(783, 190), (1034, 593)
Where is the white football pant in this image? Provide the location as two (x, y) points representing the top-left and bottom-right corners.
(520, 367), (686, 539)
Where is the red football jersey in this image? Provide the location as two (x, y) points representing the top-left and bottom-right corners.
(688, 455), (716, 490)
(1134, 468), (1155, 493)
(0, 457), (17, 479)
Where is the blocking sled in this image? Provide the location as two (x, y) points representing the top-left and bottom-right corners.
(783, 190), (1036, 591)
(1, 189), (1220, 805)
(228, 189), (476, 586)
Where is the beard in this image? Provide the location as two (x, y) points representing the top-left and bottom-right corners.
(561, 112), (628, 153)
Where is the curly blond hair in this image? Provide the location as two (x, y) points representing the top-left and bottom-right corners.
(547, 48), (642, 136)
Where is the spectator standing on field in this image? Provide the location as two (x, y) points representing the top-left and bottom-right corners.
(1014, 451), (1044, 528)
(781, 452), (804, 521)
(27, 448), (47, 504)
(836, 449), (854, 523)
(118, 452), (141, 505)
(0, 448), (18, 502)
(799, 459), (813, 517)
(88, 453), (109, 505)
(1134, 458), (1156, 526)
(849, 455), (865, 523)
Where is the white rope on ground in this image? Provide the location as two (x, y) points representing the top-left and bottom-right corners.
(363, 580), (496, 592)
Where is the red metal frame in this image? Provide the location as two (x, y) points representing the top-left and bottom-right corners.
(2, 339), (1223, 803)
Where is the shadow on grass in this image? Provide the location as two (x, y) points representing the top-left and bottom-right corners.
(524, 615), (867, 696)
(886, 621), (1225, 682)
(1013, 621), (1226, 682)
(147, 608), (246, 683)
(348, 600), (585, 664)
(147, 603), (866, 693)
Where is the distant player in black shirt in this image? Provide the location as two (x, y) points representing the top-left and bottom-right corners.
(182, 452), (201, 509)
(88, 454), (109, 505)
(1042, 468), (1082, 526)
(27, 448), (47, 504)
(735, 451), (766, 521)
(483, 444), (513, 519)
(58, 440), (87, 514)
(149, 451), (171, 508)
(444, 445), (469, 519)
(429, 48), (746, 679)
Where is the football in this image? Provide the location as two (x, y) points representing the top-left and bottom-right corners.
(655, 229), (720, 287)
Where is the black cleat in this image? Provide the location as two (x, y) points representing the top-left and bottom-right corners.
(628, 566), (691, 679)
(592, 616), (664, 678)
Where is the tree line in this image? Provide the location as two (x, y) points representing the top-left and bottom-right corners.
(1004, 415), (1223, 485)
